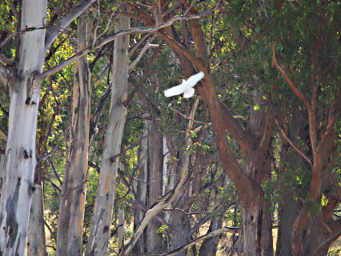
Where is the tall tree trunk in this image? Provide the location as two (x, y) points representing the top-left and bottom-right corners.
(146, 117), (165, 254)
(168, 210), (192, 256)
(85, 15), (130, 256)
(27, 166), (47, 256)
(56, 15), (90, 256)
(0, 0), (47, 254)
(0, 154), (5, 199)
(241, 197), (273, 256)
(166, 147), (192, 256)
(275, 139), (301, 256)
(241, 90), (273, 256)
(132, 119), (148, 255)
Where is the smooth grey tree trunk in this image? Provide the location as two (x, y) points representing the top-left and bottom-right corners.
(0, 1), (47, 255)
(85, 15), (130, 256)
(56, 15), (90, 256)
(0, 154), (5, 199)
(27, 165), (47, 256)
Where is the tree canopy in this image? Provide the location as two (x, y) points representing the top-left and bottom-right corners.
(0, 1), (340, 256)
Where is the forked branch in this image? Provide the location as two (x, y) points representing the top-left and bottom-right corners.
(275, 119), (312, 167)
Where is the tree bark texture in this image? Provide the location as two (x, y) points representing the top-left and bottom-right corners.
(166, 146), (192, 256)
(85, 15), (130, 256)
(27, 165), (47, 256)
(56, 15), (90, 256)
(27, 182), (46, 256)
(0, 0), (47, 255)
(0, 154), (5, 200)
(146, 117), (165, 254)
(123, 99), (199, 255)
(132, 120), (148, 255)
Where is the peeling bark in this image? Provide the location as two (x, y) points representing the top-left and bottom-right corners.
(0, 1), (47, 254)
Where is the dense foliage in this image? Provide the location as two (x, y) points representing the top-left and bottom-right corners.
(0, 0), (340, 255)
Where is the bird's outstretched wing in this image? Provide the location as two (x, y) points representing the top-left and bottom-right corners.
(164, 84), (186, 97)
(164, 72), (205, 98)
(185, 72), (205, 88)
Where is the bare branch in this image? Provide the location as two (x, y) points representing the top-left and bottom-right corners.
(0, 54), (12, 65)
(95, 11), (211, 50)
(37, 145), (58, 162)
(275, 119), (312, 167)
(45, 0), (96, 50)
(36, 48), (89, 81)
(92, 4), (119, 47)
(168, 104), (210, 126)
(37, 11), (212, 82)
(162, 226), (239, 256)
(317, 98), (337, 154)
(128, 34), (151, 57)
(0, 62), (10, 85)
(0, 128), (7, 141)
(0, 32), (16, 49)
(272, 45), (310, 109)
(129, 36), (158, 71)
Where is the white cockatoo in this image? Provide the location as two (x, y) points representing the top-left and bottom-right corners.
(164, 72), (205, 98)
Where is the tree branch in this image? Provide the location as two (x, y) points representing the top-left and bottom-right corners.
(317, 92), (340, 154)
(122, 98), (200, 255)
(161, 226), (239, 256)
(128, 38), (159, 71)
(0, 62), (10, 85)
(0, 32), (16, 50)
(272, 45), (310, 109)
(45, 0), (96, 50)
(275, 119), (312, 167)
(37, 11), (211, 82)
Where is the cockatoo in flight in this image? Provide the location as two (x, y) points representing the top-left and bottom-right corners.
(164, 72), (205, 98)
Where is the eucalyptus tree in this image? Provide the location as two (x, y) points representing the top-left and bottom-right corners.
(56, 14), (91, 256)
(86, 14), (130, 256)
(0, 0), (95, 254)
(124, 1), (274, 255)
(122, 0), (341, 255)
(268, 2), (341, 255)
